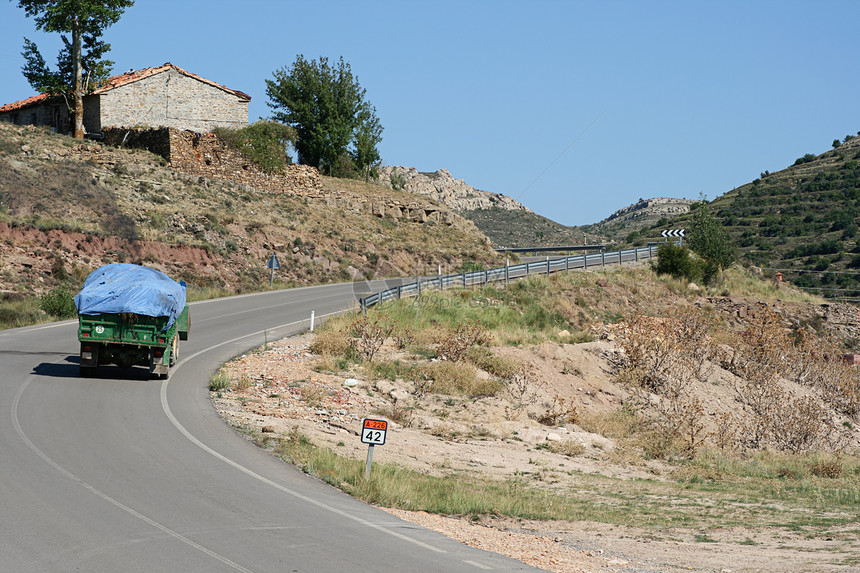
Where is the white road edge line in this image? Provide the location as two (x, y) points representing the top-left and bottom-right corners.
(11, 375), (255, 573)
(161, 310), (447, 554)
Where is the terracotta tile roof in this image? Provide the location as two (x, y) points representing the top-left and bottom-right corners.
(0, 62), (251, 112)
(0, 92), (55, 113)
(92, 62), (251, 100)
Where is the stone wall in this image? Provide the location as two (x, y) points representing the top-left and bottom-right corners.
(0, 100), (68, 133)
(97, 69), (248, 133)
(166, 130), (323, 194)
(103, 127), (172, 159)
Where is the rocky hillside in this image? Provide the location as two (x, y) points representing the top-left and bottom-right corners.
(0, 123), (503, 300)
(627, 132), (860, 299)
(461, 208), (601, 248)
(587, 197), (695, 242)
(377, 166), (531, 214)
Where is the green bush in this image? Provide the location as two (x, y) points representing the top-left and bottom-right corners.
(654, 243), (701, 282)
(213, 121), (297, 174)
(40, 286), (77, 318)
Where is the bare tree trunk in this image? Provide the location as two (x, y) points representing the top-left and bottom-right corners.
(72, 15), (84, 139)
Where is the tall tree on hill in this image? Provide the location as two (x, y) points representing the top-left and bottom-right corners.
(351, 104), (383, 182)
(265, 55), (383, 177)
(16, 0), (134, 139)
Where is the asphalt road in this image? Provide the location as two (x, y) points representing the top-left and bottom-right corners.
(1, 281), (543, 572)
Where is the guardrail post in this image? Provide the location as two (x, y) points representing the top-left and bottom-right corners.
(397, 285), (402, 299)
(635, 248), (639, 262)
(361, 297), (367, 316)
(484, 269), (488, 284)
(505, 259), (509, 286)
(584, 252), (588, 270)
(619, 250), (623, 265)
(417, 279), (421, 297)
(546, 256), (550, 275)
(601, 251), (605, 267)
(463, 273), (467, 288)
(565, 256), (569, 271)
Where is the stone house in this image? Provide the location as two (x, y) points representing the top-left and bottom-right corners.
(0, 62), (250, 135)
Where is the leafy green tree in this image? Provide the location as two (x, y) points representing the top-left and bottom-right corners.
(265, 55), (383, 176)
(686, 198), (736, 283)
(351, 105), (382, 181)
(16, 0), (134, 139)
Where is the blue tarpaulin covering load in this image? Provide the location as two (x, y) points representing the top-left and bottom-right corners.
(74, 264), (187, 329)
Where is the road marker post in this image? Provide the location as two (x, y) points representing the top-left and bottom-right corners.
(361, 418), (388, 478)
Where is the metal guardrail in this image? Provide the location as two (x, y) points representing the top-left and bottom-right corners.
(360, 244), (658, 313)
(494, 245), (605, 254)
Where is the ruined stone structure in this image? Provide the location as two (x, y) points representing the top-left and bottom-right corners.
(0, 63), (249, 135)
(101, 127), (464, 228)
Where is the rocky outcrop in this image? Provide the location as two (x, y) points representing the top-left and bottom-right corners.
(598, 197), (694, 226)
(377, 166), (531, 214)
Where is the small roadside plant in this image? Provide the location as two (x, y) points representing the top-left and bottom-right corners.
(209, 369), (231, 391)
(40, 285), (77, 318)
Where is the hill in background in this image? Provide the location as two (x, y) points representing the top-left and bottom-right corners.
(587, 197), (695, 243)
(628, 133), (860, 301)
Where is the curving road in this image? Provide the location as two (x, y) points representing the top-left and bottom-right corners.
(1, 281), (542, 572)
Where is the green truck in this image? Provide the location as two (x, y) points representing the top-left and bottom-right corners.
(75, 264), (190, 379)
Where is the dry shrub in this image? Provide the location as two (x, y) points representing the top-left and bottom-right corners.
(722, 307), (788, 384)
(506, 362), (540, 407)
(809, 457), (843, 478)
(393, 326), (414, 350)
(236, 375), (253, 391)
(436, 322), (490, 362)
(548, 440), (586, 457)
(309, 328), (352, 357)
(298, 385), (328, 407)
(722, 308), (842, 453)
(349, 314), (394, 362)
(768, 395), (832, 454)
(711, 410), (739, 452)
(659, 395), (707, 455)
(420, 361), (503, 397)
(536, 396), (578, 426)
(374, 403), (413, 427)
(465, 346), (518, 379)
(791, 334), (860, 418)
(614, 308), (715, 397)
(578, 409), (641, 440)
(733, 380), (837, 453)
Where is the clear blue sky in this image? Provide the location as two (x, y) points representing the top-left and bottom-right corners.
(2, 0), (858, 227)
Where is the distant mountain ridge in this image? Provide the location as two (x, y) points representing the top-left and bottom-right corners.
(377, 166), (531, 213)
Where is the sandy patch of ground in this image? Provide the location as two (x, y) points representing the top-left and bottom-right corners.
(211, 334), (860, 573)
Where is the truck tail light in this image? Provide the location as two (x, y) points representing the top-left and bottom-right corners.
(153, 348), (164, 358)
